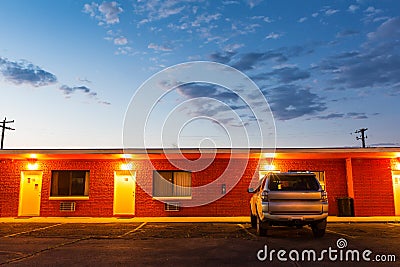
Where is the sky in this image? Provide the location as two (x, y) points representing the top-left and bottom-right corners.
(0, 0), (400, 149)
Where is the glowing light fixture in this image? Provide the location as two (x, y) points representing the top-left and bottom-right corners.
(27, 162), (39, 170)
(121, 154), (132, 159)
(120, 162), (133, 170)
(263, 153), (275, 158)
(262, 164), (275, 171)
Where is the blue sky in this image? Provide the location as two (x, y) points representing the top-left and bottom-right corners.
(0, 0), (399, 148)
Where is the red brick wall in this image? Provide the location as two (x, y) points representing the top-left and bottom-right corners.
(352, 158), (395, 216)
(269, 159), (348, 216)
(134, 158), (258, 217)
(0, 156), (396, 217)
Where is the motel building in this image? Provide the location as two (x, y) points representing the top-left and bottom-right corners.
(0, 147), (400, 218)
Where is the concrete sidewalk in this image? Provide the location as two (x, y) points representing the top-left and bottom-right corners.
(1, 216), (400, 223)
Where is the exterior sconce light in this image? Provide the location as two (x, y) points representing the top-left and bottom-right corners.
(120, 162), (133, 170)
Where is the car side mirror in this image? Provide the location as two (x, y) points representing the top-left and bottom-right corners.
(247, 188), (255, 193)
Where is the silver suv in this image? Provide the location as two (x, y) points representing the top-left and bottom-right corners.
(248, 172), (328, 237)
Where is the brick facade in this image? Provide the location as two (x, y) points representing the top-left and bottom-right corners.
(0, 150), (398, 217)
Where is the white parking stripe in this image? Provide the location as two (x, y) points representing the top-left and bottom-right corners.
(118, 222), (147, 238)
(2, 223), (63, 238)
(237, 224), (258, 238)
(326, 229), (356, 239)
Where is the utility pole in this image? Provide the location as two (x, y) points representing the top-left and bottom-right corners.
(355, 128), (368, 148)
(1, 117), (15, 149)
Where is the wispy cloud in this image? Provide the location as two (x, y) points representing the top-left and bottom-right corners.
(263, 85), (326, 120)
(265, 32), (282, 40)
(298, 17), (307, 23)
(253, 66), (310, 83)
(59, 85), (111, 105)
(0, 57), (57, 87)
(315, 17), (400, 92)
(114, 36), (128, 45)
(348, 5), (359, 13)
(148, 43), (173, 52)
(83, 1), (123, 25)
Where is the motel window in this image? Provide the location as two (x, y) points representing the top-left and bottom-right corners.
(51, 170), (90, 197)
(289, 170), (326, 190)
(153, 171), (192, 198)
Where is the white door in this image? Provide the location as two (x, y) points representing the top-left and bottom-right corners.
(113, 171), (136, 215)
(392, 171), (400, 216)
(18, 171), (43, 216)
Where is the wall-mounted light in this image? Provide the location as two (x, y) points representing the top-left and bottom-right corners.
(120, 154), (132, 159)
(261, 164), (275, 171)
(262, 153), (275, 158)
(394, 158), (400, 170)
(120, 162), (133, 170)
(27, 162), (39, 170)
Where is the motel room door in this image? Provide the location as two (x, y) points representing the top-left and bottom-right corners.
(392, 171), (400, 216)
(18, 171), (43, 216)
(113, 171), (136, 216)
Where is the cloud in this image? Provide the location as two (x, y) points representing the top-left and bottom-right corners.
(246, 0), (263, 8)
(59, 85), (110, 105)
(209, 51), (236, 64)
(265, 66), (311, 83)
(325, 9), (339, 16)
(231, 45), (313, 71)
(114, 36), (128, 45)
(265, 32), (282, 40)
(367, 17), (400, 41)
(298, 17), (307, 23)
(348, 5), (359, 13)
(83, 1), (123, 25)
(133, 0), (189, 22)
(263, 85), (326, 120)
(315, 113), (344, 119)
(336, 29), (359, 38)
(0, 57), (57, 87)
(176, 83), (239, 104)
(314, 17), (400, 92)
(148, 43), (173, 52)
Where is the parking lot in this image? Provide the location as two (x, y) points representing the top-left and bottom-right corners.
(0, 222), (399, 266)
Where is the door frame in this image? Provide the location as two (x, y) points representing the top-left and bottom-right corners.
(113, 170), (136, 216)
(18, 171), (43, 216)
(392, 171), (400, 216)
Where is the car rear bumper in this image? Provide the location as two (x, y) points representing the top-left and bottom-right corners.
(261, 212), (328, 225)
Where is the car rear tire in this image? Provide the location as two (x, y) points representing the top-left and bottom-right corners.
(311, 219), (327, 238)
(250, 213), (257, 228)
(256, 216), (268, 236)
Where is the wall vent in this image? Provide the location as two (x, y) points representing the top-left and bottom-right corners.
(164, 202), (180, 211)
(60, 202), (76, 212)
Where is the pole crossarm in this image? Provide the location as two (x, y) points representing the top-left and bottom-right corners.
(1, 117), (15, 149)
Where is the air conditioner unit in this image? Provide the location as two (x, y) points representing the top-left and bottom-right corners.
(60, 202), (76, 211)
(164, 202), (180, 211)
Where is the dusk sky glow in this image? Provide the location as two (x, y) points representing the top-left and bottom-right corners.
(0, 0), (399, 148)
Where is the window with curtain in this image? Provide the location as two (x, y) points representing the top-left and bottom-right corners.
(51, 170), (90, 196)
(153, 171), (191, 197)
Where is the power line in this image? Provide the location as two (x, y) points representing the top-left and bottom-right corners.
(1, 117), (15, 149)
(354, 128), (368, 148)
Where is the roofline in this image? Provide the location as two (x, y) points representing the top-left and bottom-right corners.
(0, 147), (399, 160)
(0, 147), (399, 154)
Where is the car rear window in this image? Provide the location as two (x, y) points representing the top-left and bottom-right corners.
(268, 174), (320, 191)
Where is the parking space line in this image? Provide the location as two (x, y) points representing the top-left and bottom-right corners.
(118, 222), (147, 238)
(2, 223), (64, 238)
(0, 236), (90, 265)
(237, 224), (258, 238)
(326, 229), (356, 239)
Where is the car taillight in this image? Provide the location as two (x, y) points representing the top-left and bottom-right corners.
(261, 190), (269, 201)
(321, 191), (328, 201)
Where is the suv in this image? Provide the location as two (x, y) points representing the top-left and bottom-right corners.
(248, 172), (328, 238)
